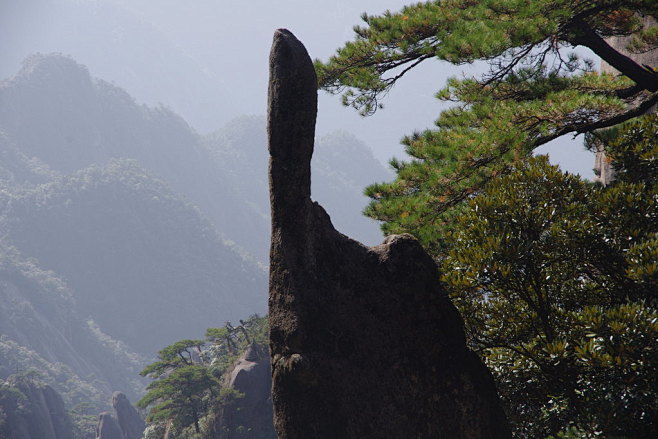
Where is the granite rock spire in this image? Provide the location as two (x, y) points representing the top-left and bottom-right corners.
(267, 29), (511, 439)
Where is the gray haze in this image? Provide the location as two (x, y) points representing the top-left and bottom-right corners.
(0, 0), (595, 178)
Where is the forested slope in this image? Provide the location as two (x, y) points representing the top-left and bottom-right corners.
(0, 51), (388, 435)
(3, 160), (265, 354)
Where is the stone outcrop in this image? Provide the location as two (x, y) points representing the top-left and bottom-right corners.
(0, 379), (75, 439)
(96, 412), (124, 439)
(217, 343), (275, 438)
(112, 391), (145, 439)
(267, 29), (511, 439)
(95, 392), (144, 439)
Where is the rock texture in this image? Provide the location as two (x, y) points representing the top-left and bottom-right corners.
(0, 380), (75, 439)
(267, 29), (511, 439)
(217, 343), (275, 438)
(95, 392), (144, 439)
(96, 412), (124, 439)
(112, 391), (145, 439)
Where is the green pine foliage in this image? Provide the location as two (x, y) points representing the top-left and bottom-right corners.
(205, 318), (269, 378)
(318, 0), (657, 113)
(320, 5), (657, 434)
(140, 340), (206, 379)
(138, 315), (268, 439)
(139, 365), (217, 435)
(318, 0), (658, 255)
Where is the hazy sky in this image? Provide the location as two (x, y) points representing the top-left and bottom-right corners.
(1, 0), (596, 177)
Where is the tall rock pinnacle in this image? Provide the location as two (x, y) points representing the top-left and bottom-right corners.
(267, 29), (511, 439)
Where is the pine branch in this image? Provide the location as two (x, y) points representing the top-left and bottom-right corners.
(570, 20), (658, 91)
(534, 92), (658, 146)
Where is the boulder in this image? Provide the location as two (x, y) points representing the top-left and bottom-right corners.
(96, 412), (123, 439)
(112, 391), (145, 439)
(267, 29), (512, 439)
(95, 392), (144, 439)
(0, 379), (75, 439)
(218, 343), (275, 439)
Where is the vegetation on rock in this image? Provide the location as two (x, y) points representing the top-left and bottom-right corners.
(318, 2), (657, 437)
(138, 315), (271, 439)
(0, 374), (77, 439)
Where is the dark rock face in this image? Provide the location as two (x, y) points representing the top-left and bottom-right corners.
(96, 412), (124, 439)
(218, 343), (276, 439)
(0, 380), (75, 439)
(112, 391), (145, 439)
(267, 29), (512, 439)
(94, 392), (144, 439)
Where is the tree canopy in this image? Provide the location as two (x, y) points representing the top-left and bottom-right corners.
(442, 125), (658, 435)
(138, 315), (270, 439)
(318, 0), (657, 114)
(318, 2), (657, 437)
(138, 339), (214, 435)
(317, 0), (658, 254)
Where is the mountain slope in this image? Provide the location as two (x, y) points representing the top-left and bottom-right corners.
(0, 53), (266, 260)
(0, 240), (143, 409)
(0, 55), (391, 263)
(0, 0), (238, 131)
(3, 160), (266, 354)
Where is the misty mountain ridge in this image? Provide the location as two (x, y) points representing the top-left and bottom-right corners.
(0, 51), (391, 423)
(0, 130), (56, 186)
(3, 159), (266, 353)
(0, 238), (144, 410)
(1, 0), (238, 132)
(0, 53), (391, 260)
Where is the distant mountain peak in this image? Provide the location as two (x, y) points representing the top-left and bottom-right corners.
(5, 53), (93, 91)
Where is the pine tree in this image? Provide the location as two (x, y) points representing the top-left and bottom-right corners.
(317, 0), (658, 254)
(138, 316), (270, 438)
(318, 4), (658, 436)
(138, 340), (216, 435)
